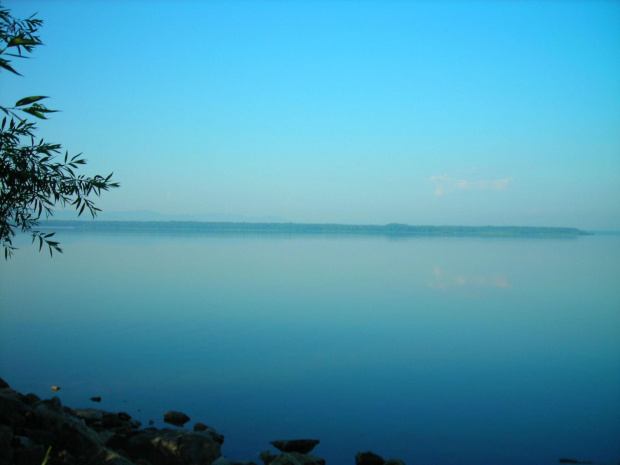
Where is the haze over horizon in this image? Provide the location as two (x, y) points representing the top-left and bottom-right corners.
(5, 1), (620, 231)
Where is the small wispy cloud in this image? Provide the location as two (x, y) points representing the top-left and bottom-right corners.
(428, 174), (514, 196)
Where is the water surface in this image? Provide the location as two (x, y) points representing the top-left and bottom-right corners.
(1, 231), (619, 464)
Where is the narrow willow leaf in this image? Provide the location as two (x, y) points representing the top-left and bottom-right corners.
(7, 36), (40, 47)
(15, 95), (48, 107)
(0, 59), (21, 75)
(21, 107), (46, 119)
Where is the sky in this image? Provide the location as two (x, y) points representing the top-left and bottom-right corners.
(3, 0), (620, 230)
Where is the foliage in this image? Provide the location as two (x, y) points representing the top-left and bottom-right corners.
(41, 446), (51, 465)
(0, 5), (119, 258)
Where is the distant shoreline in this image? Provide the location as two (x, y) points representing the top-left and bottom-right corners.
(38, 220), (591, 238)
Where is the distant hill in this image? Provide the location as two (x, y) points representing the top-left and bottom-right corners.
(39, 220), (590, 237)
(50, 209), (288, 223)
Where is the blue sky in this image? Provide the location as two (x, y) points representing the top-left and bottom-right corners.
(4, 0), (620, 229)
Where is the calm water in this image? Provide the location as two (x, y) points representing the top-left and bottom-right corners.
(1, 230), (619, 464)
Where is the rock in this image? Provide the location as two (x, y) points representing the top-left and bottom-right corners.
(74, 408), (105, 425)
(11, 437), (46, 465)
(0, 377), (9, 389)
(127, 428), (222, 465)
(269, 452), (325, 465)
(259, 450), (278, 465)
(73, 408), (141, 434)
(95, 448), (136, 465)
(270, 439), (320, 454)
(0, 386), (30, 429)
(163, 410), (190, 427)
(23, 393), (40, 405)
(117, 411), (132, 422)
(213, 457), (232, 465)
(0, 424), (14, 465)
(384, 460), (406, 465)
(356, 451), (385, 465)
(194, 422), (208, 431)
(0, 380), (227, 465)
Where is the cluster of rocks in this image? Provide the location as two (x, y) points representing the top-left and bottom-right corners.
(0, 377), (225, 465)
(0, 377), (407, 465)
(258, 441), (405, 465)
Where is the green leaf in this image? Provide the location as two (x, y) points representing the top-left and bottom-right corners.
(15, 95), (48, 107)
(21, 107), (46, 119)
(7, 36), (40, 47)
(0, 59), (21, 76)
(21, 103), (57, 116)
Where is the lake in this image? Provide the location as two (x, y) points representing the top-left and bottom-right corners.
(1, 229), (619, 464)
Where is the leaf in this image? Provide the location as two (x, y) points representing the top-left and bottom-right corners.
(21, 107), (46, 119)
(0, 59), (21, 75)
(15, 95), (48, 107)
(7, 36), (40, 47)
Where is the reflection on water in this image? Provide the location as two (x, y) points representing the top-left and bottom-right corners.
(1, 232), (619, 465)
(429, 266), (511, 290)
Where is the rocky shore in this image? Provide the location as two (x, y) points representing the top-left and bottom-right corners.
(0, 378), (406, 465)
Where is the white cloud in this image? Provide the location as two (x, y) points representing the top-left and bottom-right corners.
(492, 178), (514, 190)
(428, 174), (514, 195)
(428, 174), (449, 182)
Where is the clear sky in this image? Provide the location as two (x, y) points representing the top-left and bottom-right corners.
(4, 0), (620, 229)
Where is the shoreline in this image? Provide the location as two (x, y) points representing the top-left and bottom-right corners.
(0, 377), (405, 465)
(38, 220), (590, 238)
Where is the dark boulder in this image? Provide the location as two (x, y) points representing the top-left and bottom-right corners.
(356, 451), (385, 465)
(164, 411), (191, 427)
(191, 424), (224, 444)
(73, 408), (141, 434)
(127, 428), (222, 465)
(268, 452), (325, 465)
(270, 439), (320, 454)
(0, 424), (14, 464)
(259, 450), (278, 465)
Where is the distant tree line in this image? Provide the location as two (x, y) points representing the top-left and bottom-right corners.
(37, 220), (589, 237)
